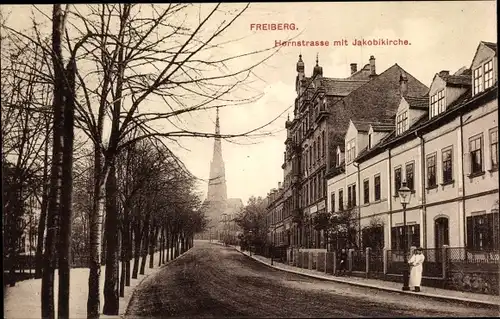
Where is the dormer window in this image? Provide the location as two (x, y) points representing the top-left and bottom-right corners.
(473, 59), (493, 96)
(346, 138), (356, 163)
(473, 67), (483, 95)
(484, 60), (494, 90)
(396, 111), (408, 135)
(430, 89), (445, 118)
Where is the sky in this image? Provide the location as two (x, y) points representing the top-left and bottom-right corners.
(2, 2), (497, 206)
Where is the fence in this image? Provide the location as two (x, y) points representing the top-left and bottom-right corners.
(351, 249), (365, 272)
(386, 249), (410, 275)
(249, 245), (499, 295)
(369, 249), (384, 273)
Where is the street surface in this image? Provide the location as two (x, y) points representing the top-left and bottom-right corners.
(125, 241), (498, 318)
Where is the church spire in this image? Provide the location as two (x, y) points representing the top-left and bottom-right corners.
(215, 106), (220, 135)
(207, 107), (227, 204)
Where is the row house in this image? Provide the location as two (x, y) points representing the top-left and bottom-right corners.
(265, 183), (287, 247)
(275, 53), (428, 258)
(327, 41), (498, 252)
(284, 55), (372, 254)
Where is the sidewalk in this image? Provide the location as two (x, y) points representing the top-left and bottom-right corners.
(235, 247), (500, 309)
(4, 248), (186, 318)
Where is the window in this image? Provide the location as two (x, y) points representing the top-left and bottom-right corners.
(331, 192), (335, 213)
(346, 139), (356, 163)
(394, 167), (402, 196)
(467, 212), (500, 250)
(322, 131), (326, 157)
(469, 134), (483, 174)
(484, 60), (494, 90)
(391, 224), (421, 250)
(430, 89), (445, 118)
(347, 184), (356, 208)
(374, 175), (381, 201)
(336, 151), (341, 166)
(363, 179), (370, 204)
(473, 66), (483, 95)
(338, 189), (344, 211)
(396, 111), (408, 135)
(309, 148), (312, 168)
(427, 154), (437, 187)
(490, 128), (498, 170)
(405, 162), (414, 191)
(442, 148), (453, 183)
(313, 142), (316, 164)
(317, 136), (320, 160)
(368, 133), (372, 149)
(347, 186), (352, 208)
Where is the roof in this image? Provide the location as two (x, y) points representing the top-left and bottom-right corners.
(348, 63), (372, 80)
(405, 96), (429, 110)
(331, 63), (429, 127)
(355, 87), (483, 163)
(352, 120), (393, 132)
(321, 78), (369, 96)
(482, 41), (497, 54)
(371, 123), (395, 132)
(441, 73), (471, 87)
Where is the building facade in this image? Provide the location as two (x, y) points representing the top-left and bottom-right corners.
(267, 53), (428, 255)
(326, 41), (498, 252)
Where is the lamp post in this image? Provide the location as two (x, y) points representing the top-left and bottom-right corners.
(248, 230), (253, 256)
(398, 181), (412, 291)
(271, 227), (275, 266)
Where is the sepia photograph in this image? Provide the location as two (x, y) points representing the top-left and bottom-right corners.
(1, 1), (498, 318)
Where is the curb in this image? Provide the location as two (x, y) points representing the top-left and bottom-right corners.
(234, 247), (499, 310)
(122, 247), (193, 317)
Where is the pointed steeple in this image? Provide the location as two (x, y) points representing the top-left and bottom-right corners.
(207, 107), (227, 204)
(313, 53), (323, 77)
(215, 106), (220, 135)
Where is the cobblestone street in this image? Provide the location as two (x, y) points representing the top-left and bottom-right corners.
(125, 242), (498, 318)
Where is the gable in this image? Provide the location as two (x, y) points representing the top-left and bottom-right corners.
(345, 121), (358, 141)
(396, 97), (410, 114)
(429, 75), (447, 96)
(471, 42), (496, 69)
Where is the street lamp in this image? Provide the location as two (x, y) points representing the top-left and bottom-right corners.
(398, 181), (412, 291)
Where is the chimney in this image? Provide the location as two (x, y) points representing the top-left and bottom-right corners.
(350, 63), (357, 75)
(439, 70), (450, 77)
(369, 55), (376, 77)
(400, 72), (408, 97)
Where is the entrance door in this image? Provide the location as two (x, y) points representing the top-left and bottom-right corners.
(435, 217), (449, 262)
(435, 217), (450, 247)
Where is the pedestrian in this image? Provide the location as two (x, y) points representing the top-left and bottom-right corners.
(408, 247), (425, 292)
(338, 248), (348, 276)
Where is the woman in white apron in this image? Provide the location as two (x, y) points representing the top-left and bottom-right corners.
(408, 247), (425, 292)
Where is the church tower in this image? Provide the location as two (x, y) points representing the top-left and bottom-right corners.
(196, 107), (243, 242)
(203, 107), (229, 229)
(207, 107), (228, 203)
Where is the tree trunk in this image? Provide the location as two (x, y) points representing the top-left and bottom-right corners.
(41, 5), (65, 318)
(87, 148), (107, 319)
(57, 57), (76, 319)
(35, 117), (51, 279)
(149, 226), (158, 269)
(125, 222), (132, 286)
(131, 218), (141, 279)
(169, 231), (174, 261)
(103, 160), (120, 315)
(166, 227), (170, 263)
(139, 212), (151, 275)
(159, 226), (164, 267)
